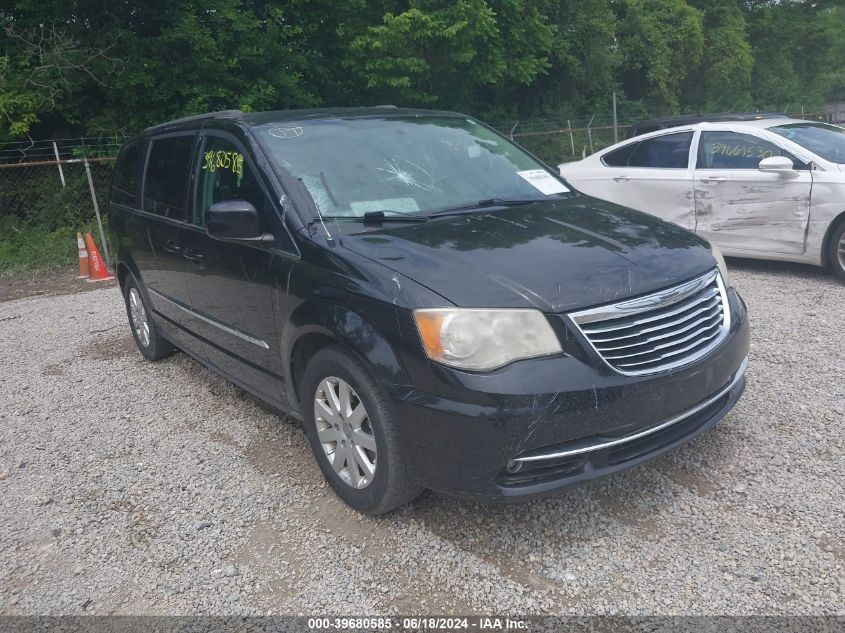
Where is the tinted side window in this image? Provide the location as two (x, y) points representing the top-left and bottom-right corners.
(697, 131), (794, 170)
(603, 142), (638, 167)
(143, 135), (195, 218)
(194, 137), (267, 226)
(627, 132), (692, 168)
(111, 142), (145, 207)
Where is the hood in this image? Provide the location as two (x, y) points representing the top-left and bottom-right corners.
(338, 196), (716, 312)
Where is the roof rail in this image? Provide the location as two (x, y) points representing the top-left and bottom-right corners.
(144, 110), (244, 132)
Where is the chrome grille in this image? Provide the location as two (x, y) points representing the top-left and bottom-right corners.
(569, 270), (730, 375)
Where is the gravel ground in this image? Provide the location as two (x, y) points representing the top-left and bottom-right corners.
(0, 260), (843, 616)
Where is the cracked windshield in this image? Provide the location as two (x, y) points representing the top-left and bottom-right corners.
(256, 115), (570, 217)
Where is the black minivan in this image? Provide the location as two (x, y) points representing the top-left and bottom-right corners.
(109, 107), (749, 514)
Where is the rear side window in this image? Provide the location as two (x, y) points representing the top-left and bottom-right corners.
(602, 142), (638, 167)
(143, 135), (195, 219)
(602, 132), (692, 168)
(697, 131), (795, 170)
(628, 132), (692, 168)
(111, 142), (145, 207)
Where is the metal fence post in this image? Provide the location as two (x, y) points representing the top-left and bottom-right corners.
(612, 92), (618, 144)
(509, 121), (520, 141)
(52, 141), (66, 187)
(587, 114), (595, 154)
(84, 158), (112, 270)
(567, 120), (575, 157)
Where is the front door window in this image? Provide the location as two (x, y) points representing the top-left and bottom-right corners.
(195, 138), (268, 226)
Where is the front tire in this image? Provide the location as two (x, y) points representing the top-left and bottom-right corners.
(123, 274), (176, 361)
(829, 220), (845, 281)
(301, 345), (422, 514)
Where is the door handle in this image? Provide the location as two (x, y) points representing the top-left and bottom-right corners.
(701, 176), (727, 183)
(183, 248), (204, 263)
(612, 175), (631, 182)
(162, 240), (181, 254)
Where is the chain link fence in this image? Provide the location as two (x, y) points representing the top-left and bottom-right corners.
(0, 138), (120, 274)
(0, 158), (114, 228)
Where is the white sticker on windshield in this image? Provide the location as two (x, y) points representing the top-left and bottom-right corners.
(517, 170), (570, 195)
(350, 198), (420, 214)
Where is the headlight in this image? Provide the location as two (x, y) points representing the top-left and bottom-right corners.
(413, 308), (562, 371)
(710, 242), (730, 285)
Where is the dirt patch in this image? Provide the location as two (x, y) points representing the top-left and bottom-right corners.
(661, 463), (718, 497)
(243, 426), (310, 477)
(816, 539), (844, 561)
(79, 331), (136, 361)
(41, 361), (69, 377)
(0, 267), (116, 303)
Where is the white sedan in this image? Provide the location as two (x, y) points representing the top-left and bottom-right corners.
(558, 118), (845, 280)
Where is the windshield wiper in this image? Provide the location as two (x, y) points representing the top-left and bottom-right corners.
(427, 198), (539, 217)
(319, 210), (429, 223)
(363, 210), (428, 223)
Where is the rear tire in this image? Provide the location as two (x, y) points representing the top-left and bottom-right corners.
(123, 274), (176, 361)
(301, 345), (422, 514)
(829, 220), (845, 282)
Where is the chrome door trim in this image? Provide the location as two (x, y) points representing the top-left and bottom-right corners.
(146, 287), (270, 350)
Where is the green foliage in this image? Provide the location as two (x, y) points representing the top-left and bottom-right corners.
(685, 0), (754, 109)
(616, 0), (704, 112)
(0, 216), (77, 274)
(529, 0), (620, 114)
(348, 0), (554, 110)
(0, 1), (843, 138)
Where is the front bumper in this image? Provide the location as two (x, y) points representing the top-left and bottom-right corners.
(388, 287), (750, 501)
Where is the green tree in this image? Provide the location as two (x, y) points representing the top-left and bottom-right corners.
(87, 0), (317, 133)
(347, 0), (554, 111)
(528, 0), (619, 115)
(616, 0), (704, 112)
(685, 0), (753, 109)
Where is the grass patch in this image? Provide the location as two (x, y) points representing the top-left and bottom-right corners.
(0, 217), (106, 276)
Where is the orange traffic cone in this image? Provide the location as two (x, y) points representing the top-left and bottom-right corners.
(83, 232), (114, 282)
(76, 232), (90, 279)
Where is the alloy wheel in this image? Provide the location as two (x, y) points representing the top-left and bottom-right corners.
(838, 232), (845, 272)
(128, 288), (150, 348)
(313, 377), (377, 489)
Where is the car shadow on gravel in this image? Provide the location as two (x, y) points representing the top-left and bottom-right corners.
(725, 256), (838, 282)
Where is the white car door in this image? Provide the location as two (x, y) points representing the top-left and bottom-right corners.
(693, 129), (812, 254)
(562, 131), (696, 231)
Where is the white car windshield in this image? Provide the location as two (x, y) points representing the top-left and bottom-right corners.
(770, 122), (845, 164)
(254, 115), (570, 218)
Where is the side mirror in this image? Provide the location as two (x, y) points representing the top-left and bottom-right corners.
(205, 200), (273, 242)
(758, 156), (795, 175)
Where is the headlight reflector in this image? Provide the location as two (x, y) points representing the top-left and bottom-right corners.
(709, 242), (730, 285)
(413, 308), (562, 371)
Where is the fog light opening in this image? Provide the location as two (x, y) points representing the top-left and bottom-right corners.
(506, 459), (523, 474)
